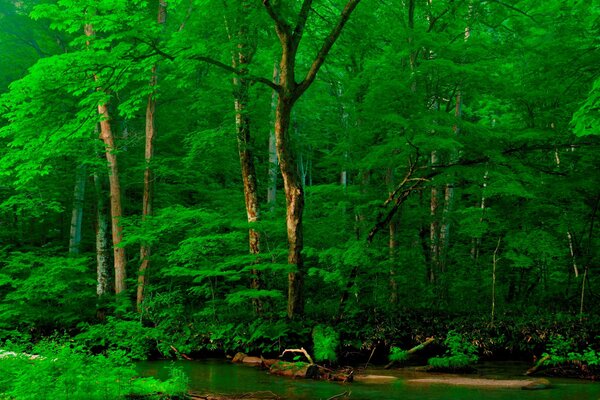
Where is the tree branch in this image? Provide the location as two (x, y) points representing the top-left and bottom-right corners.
(293, 0), (314, 44)
(294, 0), (362, 99)
(486, 0), (538, 22)
(262, 0), (292, 37)
(191, 55), (281, 92)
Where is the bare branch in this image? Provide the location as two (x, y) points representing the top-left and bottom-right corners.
(294, 0), (362, 99)
(279, 347), (314, 364)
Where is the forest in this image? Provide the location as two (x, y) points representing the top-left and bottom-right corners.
(0, 0), (599, 398)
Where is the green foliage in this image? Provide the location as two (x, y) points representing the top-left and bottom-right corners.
(75, 317), (155, 360)
(389, 347), (409, 363)
(0, 251), (95, 333)
(572, 78), (600, 136)
(0, 0), (598, 376)
(0, 340), (188, 399)
(428, 331), (479, 370)
(543, 335), (600, 367)
(312, 325), (339, 363)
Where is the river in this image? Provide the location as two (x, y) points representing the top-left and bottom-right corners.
(137, 359), (600, 399)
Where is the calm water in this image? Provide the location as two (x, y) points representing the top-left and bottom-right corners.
(137, 360), (600, 399)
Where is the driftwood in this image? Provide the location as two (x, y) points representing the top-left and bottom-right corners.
(279, 347), (314, 365)
(385, 337), (435, 369)
(170, 345), (193, 361)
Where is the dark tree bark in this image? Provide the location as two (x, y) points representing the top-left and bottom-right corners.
(262, 0), (363, 319)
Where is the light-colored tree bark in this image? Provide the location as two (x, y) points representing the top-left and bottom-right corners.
(68, 164), (86, 254)
(223, 0), (263, 312)
(85, 23), (127, 295)
(232, 39), (262, 311)
(94, 172), (110, 297)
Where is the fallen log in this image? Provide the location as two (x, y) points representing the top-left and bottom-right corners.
(269, 361), (353, 382)
(385, 337), (435, 369)
(269, 361), (320, 379)
(525, 354), (551, 376)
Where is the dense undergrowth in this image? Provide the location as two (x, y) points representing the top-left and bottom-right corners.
(2, 308), (599, 398)
(0, 339), (188, 399)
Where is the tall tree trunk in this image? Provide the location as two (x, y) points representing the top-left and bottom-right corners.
(224, 1), (263, 312)
(99, 105), (127, 295)
(387, 168), (398, 303)
(267, 63), (279, 211)
(86, 23), (127, 295)
(429, 151), (440, 284)
(233, 51), (262, 312)
(263, 0), (362, 319)
(275, 95), (305, 318)
(137, 0), (167, 311)
(69, 164), (86, 254)
(94, 172), (110, 297)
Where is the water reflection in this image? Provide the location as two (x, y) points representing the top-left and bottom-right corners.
(137, 360), (600, 400)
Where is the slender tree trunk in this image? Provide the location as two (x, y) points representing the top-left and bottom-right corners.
(491, 237), (501, 325)
(233, 61), (262, 312)
(99, 105), (127, 295)
(137, 0), (167, 311)
(94, 172), (110, 297)
(471, 169), (488, 266)
(267, 63), (279, 211)
(85, 23), (127, 296)
(137, 65), (157, 310)
(275, 95), (305, 318)
(387, 168), (398, 303)
(389, 219), (398, 303)
(429, 152), (440, 284)
(69, 164), (86, 254)
(224, 2), (263, 312)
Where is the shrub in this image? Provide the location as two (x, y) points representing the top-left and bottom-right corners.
(428, 330), (478, 370)
(0, 340), (188, 399)
(313, 325), (339, 363)
(389, 346), (409, 363)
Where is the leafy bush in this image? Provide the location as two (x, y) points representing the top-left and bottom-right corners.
(428, 331), (478, 370)
(313, 325), (339, 363)
(544, 335), (600, 366)
(0, 340), (188, 399)
(75, 317), (156, 360)
(389, 346), (409, 363)
(0, 251), (95, 333)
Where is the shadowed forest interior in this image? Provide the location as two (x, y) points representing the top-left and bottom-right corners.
(0, 0), (599, 398)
